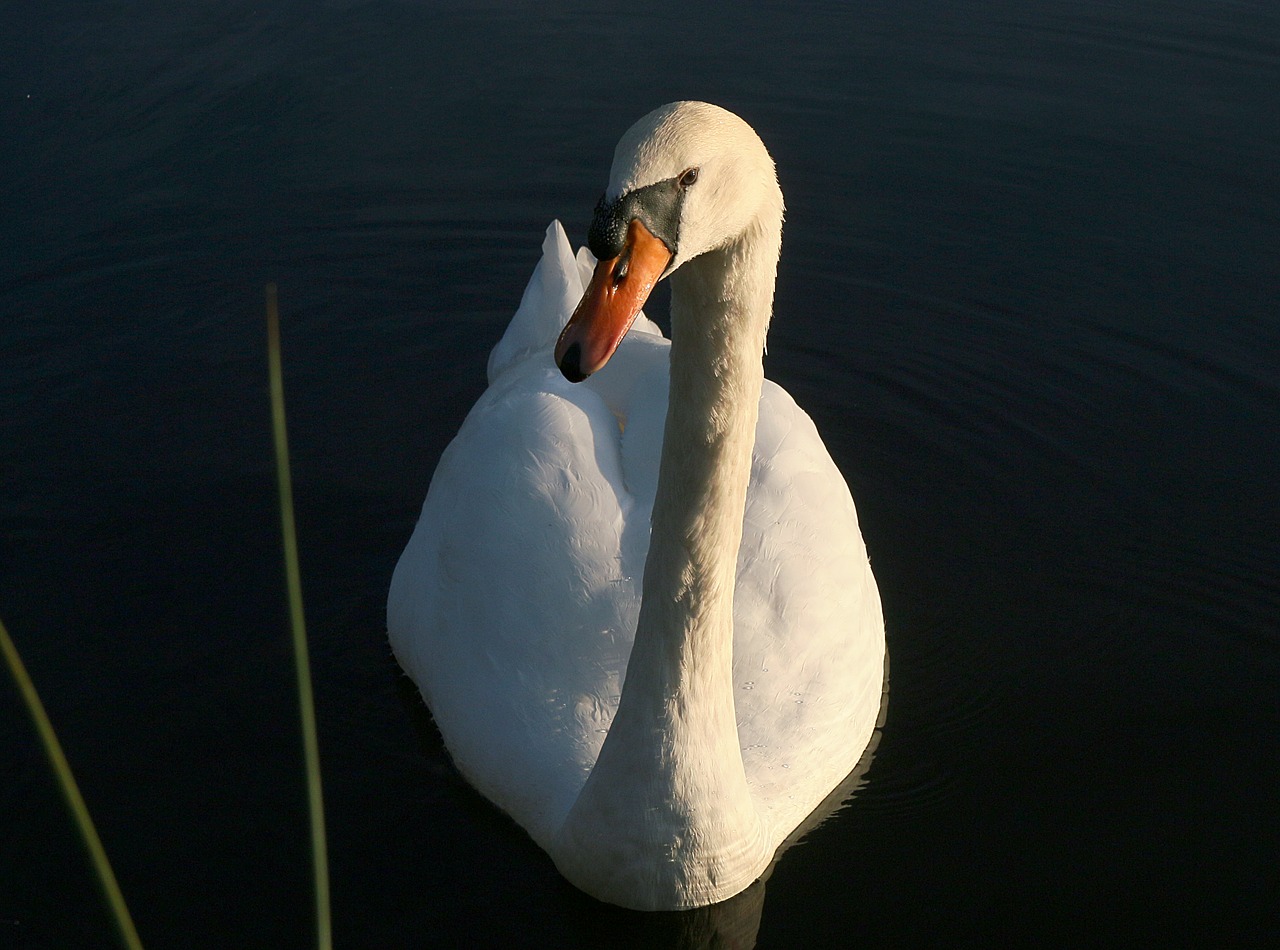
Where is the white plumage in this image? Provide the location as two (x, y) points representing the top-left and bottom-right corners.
(389, 102), (885, 910)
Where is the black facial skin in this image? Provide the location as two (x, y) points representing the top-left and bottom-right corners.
(587, 174), (688, 261)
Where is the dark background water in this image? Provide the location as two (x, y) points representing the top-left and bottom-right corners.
(2, 1), (1277, 946)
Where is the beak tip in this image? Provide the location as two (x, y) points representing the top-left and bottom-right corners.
(557, 341), (589, 383)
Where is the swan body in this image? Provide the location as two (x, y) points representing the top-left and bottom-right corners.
(388, 102), (885, 910)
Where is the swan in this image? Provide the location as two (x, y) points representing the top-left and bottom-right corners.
(388, 101), (885, 911)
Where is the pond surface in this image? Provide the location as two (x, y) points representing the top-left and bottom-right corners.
(2, 1), (1277, 946)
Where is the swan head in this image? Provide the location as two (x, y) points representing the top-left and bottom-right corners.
(555, 101), (783, 382)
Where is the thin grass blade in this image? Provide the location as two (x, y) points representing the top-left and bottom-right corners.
(1, 616), (144, 950)
(266, 283), (332, 950)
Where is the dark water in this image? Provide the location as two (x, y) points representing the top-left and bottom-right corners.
(2, 0), (1277, 946)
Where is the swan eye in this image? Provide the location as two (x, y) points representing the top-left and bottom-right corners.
(678, 167), (699, 189)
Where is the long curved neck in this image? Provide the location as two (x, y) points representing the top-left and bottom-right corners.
(631, 219), (780, 753)
(552, 214), (782, 910)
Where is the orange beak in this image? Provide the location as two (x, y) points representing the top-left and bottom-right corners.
(554, 218), (672, 381)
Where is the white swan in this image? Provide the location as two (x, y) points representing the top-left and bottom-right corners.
(388, 101), (885, 911)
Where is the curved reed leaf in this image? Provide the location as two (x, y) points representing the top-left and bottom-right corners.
(266, 284), (332, 950)
(0, 617), (144, 950)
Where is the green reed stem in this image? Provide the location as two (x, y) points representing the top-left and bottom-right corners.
(0, 616), (144, 950)
(266, 283), (332, 950)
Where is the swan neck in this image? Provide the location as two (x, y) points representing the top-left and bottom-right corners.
(647, 223), (780, 662)
(551, 215), (782, 910)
